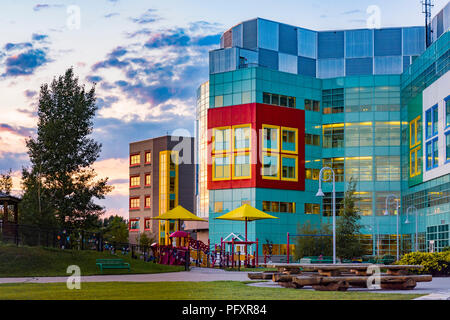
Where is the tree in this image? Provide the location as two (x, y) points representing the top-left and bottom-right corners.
(138, 232), (156, 248)
(20, 67), (112, 229)
(102, 216), (129, 243)
(294, 220), (332, 260)
(336, 178), (365, 260)
(0, 169), (13, 194)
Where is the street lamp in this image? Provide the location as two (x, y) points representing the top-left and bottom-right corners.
(405, 206), (419, 252)
(316, 166), (336, 264)
(384, 194), (400, 261)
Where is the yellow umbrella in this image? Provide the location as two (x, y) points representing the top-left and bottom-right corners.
(152, 205), (207, 231)
(215, 204), (278, 242)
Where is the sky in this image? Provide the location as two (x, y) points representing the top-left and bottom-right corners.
(0, 0), (448, 219)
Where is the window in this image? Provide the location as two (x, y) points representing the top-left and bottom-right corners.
(263, 92), (296, 108)
(305, 99), (320, 112)
(426, 138), (439, 170)
(233, 125), (251, 151)
(282, 127), (298, 152)
(410, 116), (421, 148)
(233, 153), (251, 179)
(130, 175), (140, 188)
(281, 156), (297, 181)
(375, 122), (400, 146)
(322, 158), (344, 182)
(305, 168), (320, 180)
(410, 147), (422, 177)
(304, 203), (320, 214)
(323, 192), (344, 216)
(322, 88), (344, 114)
(145, 173), (151, 186)
(375, 156), (400, 181)
(130, 153), (140, 166)
(262, 153), (279, 179)
(446, 97), (450, 128)
(214, 201), (223, 213)
(145, 151), (151, 164)
(213, 155), (231, 180)
(263, 201), (295, 213)
(129, 197), (140, 210)
(144, 196), (151, 209)
(129, 219), (140, 231)
(323, 124), (344, 148)
(446, 132), (450, 163)
(263, 125), (279, 151)
(213, 127), (231, 153)
(144, 218), (151, 230)
(305, 133), (320, 147)
(425, 105), (438, 139)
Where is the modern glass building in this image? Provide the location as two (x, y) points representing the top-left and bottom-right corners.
(197, 2), (450, 257)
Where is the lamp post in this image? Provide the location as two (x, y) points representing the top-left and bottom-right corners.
(405, 206), (419, 252)
(384, 194), (400, 261)
(316, 166), (336, 264)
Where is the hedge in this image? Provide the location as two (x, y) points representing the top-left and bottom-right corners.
(397, 251), (450, 276)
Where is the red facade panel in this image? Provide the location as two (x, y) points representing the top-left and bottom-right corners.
(207, 103), (305, 191)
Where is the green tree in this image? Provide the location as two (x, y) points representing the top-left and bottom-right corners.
(138, 232), (155, 248)
(336, 178), (365, 260)
(102, 216), (129, 243)
(20, 68), (112, 229)
(0, 169), (13, 194)
(294, 220), (332, 260)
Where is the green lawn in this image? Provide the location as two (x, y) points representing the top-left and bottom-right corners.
(0, 281), (424, 300)
(0, 244), (183, 277)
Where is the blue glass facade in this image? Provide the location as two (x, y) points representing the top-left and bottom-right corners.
(200, 9), (450, 257)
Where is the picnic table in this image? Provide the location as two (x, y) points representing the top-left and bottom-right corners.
(249, 263), (432, 291)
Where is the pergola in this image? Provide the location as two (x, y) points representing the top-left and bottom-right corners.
(0, 192), (20, 225)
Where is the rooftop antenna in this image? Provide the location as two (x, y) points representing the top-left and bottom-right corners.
(422, 0), (434, 48)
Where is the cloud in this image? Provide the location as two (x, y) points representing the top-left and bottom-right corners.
(24, 89), (38, 98)
(86, 75), (103, 83)
(0, 124), (30, 157)
(33, 4), (64, 12)
(130, 9), (160, 24)
(104, 12), (119, 19)
(31, 33), (49, 41)
(2, 48), (50, 77)
(92, 158), (128, 196)
(4, 42), (33, 51)
(342, 9), (362, 15)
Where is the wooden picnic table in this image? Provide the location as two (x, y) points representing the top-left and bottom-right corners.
(252, 263), (429, 291)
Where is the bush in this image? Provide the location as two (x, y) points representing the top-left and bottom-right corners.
(397, 251), (450, 276)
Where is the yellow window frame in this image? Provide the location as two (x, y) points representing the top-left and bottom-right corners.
(212, 154), (231, 181)
(261, 152), (280, 180)
(410, 146), (421, 177)
(281, 154), (298, 182)
(262, 124), (280, 152)
(281, 126), (298, 154)
(410, 116), (421, 148)
(212, 126), (231, 154)
(232, 124), (252, 152)
(232, 152), (251, 180)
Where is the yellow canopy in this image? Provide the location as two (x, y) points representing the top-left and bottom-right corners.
(152, 205), (208, 222)
(215, 204), (279, 222)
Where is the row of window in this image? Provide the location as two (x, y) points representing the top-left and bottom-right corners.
(130, 151), (152, 166)
(129, 196), (151, 210)
(322, 121), (401, 148)
(262, 201), (296, 213)
(305, 133), (320, 146)
(129, 173), (152, 188)
(129, 218), (152, 231)
(263, 92), (296, 108)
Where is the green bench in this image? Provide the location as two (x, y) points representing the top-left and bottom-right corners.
(96, 259), (130, 273)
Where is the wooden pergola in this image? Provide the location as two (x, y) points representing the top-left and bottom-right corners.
(0, 192), (20, 225)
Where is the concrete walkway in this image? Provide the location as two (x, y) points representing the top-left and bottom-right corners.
(0, 267), (251, 284)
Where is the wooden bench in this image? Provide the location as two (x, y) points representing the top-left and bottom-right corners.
(96, 259), (130, 273)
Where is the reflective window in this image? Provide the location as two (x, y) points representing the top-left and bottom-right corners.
(446, 133), (450, 162)
(375, 122), (400, 146)
(322, 88), (344, 114)
(281, 156), (297, 180)
(345, 157), (373, 181)
(322, 158), (344, 182)
(213, 127), (231, 152)
(298, 28), (317, 59)
(264, 201), (295, 213)
(305, 133), (320, 147)
(345, 122), (373, 147)
(305, 203), (320, 215)
(279, 53), (297, 74)
(233, 125), (251, 151)
(263, 92), (296, 108)
(323, 124), (344, 148)
(258, 19), (279, 51)
(446, 97), (450, 128)
(345, 29), (373, 58)
(318, 58), (345, 78)
(213, 155), (231, 179)
(282, 128), (298, 151)
(403, 27), (425, 56)
(305, 99), (320, 112)
(234, 154), (251, 178)
(232, 24), (243, 48)
(374, 56), (403, 74)
(262, 153), (279, 178)
(305, 168), (320, 180)
(375, 156), (400, 181)
(263, 126), (279, 151)
(318, 31), (344, 59)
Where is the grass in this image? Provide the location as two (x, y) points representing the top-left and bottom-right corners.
(0, 244), (184, 277)
(0, 281), (424, 300)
